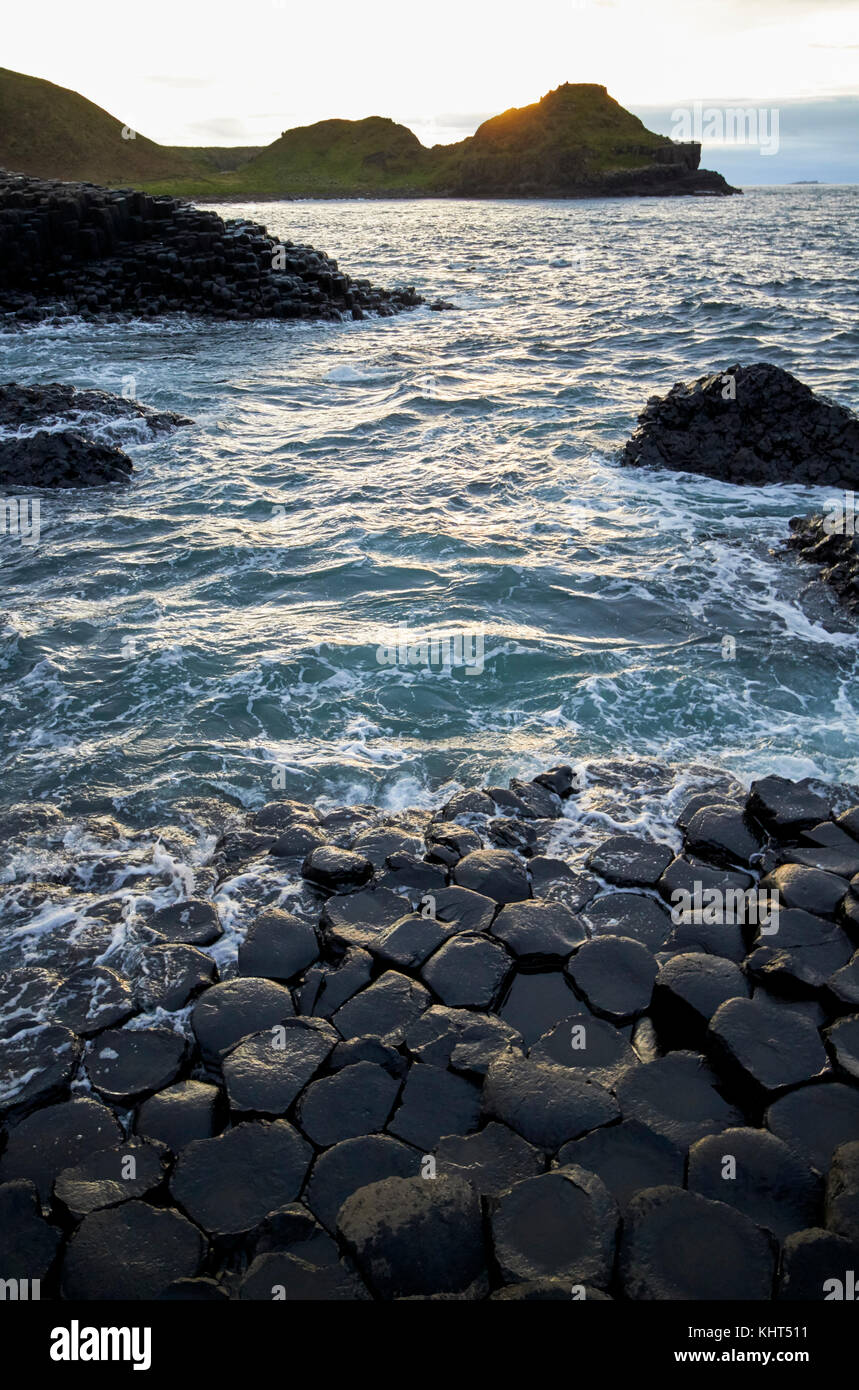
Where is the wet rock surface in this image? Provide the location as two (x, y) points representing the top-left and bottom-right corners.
(2, 763), (857, 1299)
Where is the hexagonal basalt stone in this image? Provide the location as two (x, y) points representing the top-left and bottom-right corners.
(305, 1135), (421, 1233)
(509, 778), (563, 819)
(557, 1120), (684, 1210)
(760, 863), (849, 920)
(748, 776), (830, 838)
(687, 1127), (822, 1240)
(150, 897), (222, 946)
(191, 978), (295, 1061)
(253, 800), (320, 832)
(527, 858), (599, 912)
(482, 1053), (619, 1153)
(134, 1080), (223, 1151)
(651, 952), (750, 1047)
(824, 1015), (859, 1081)
(320, 888), (411, 951)
(421, 933), (511, 1009)
(331, 970), (430, 1042)
(491, 1280), (612, 1300)
(85, 1027), (187, 1104)
(745, 908), (853, 996)
(436, 1122), (544, 1195)
(614, 1052), (743, 1148)
(452, 849), (530, 903)
(268, 823), (328, 858)
(302, 845), (373, 892)
(826, 953), (859, 1010)
(298, 947), (373, 1018)
(240, 1250), (370, 1300)
(586, 836), (674, 888)
(778, 1227), (859, 1300)
(404, 1005), (523, 1072)
(565, 935), (658, 1022)
(237, 908), (320, 982)
(48, 964), (136, 1036)
(337, 1175), (488, 1300)
(706, 995), (830, 1106)
(499, 969), (581, 1045)
(371, 913), (451, 969)
(387, 1062), (481, 1150)
(825, 1141), (859, 1242)
(297, 1061), (402, 1148)
(424, 822), (482, 867)
(223, 1017), (338, 1115)
(62, 1200), (207, 1300)
(54, 1139), (169, 1219)
(582, 892), (671, 951)
(0, 1179), (62, 1281)
(0, 1096), (122, 1204)
(490, 1167), (618, 1287)
(0, 1023), (82, 1121)
(766, 1081), (859, 1174)
(684, 804), (761, 868)
(490, 900), (586, 961)
(171, 1120), (312, 1238)
(619, 1186), (776, 1300)
(374, 853), (446, 903)
(134, 944), (217, 1012)
(430, 885), (497, 934)
(529, 1011), (640, 1088)
(329, 1035), (406, 1077)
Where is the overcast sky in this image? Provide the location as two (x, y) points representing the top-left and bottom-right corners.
(5, 0), (858, 180)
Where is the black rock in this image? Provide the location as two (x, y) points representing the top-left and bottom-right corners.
(0, 1096), (121, 1205)
(557, 1119), (685, 1210)
(614, 1051), (744, 1147)
(150, 897), (222, 945)
(54, 1138), (169, 1218)
(766, 1081), (859, 1174)
(621, 363), (859, 488)
(527, 857), (600, 911)
(482, 1053), (619, 1152)
(452, 849), (530, 903)
(337, 1175), (488, 1299)
(329, 1035), (407, 1077)
(582, 891), (671, 951)
(684, 804), (761, 867)
(331, 970), (430, 1042)
(441, 789), (495, 819)
(499, 968), (581, 1045)
(530, 1011), (640, 1088)
(170, 1120), (312, 1238)
(760, 863), (849, 919)
(619, 1185), (776, 1299)
(778, 1227), (859, 1300)
(222, 1017), (338, 1115)
(825, 1141), (859, 1242)
(253, 800), (320, 832)
(421, 932), (511, 1008)
(0, 1179), (62, 1282)
(269, 824), (328, 858)
(748, 776), (831, 838)
(826, 952), (859, 1010)
(134, 1080), (223, 1151)
(371, 912), (453, 969)
(490, 899), (586, 961)
(159, 1277), (230, 1301)
(237, 908), (320, 981)
(436, 1122), (544, 1195)
(298, 947), (373, 1017)
(491, 1166), (618, 1286)
(320, 887), (411, 951)
(687, 1127), (822, 1240)
(133, 944), (216, 1011)
(586, 835), (674, 887)
(191, 978), (295, 1061)
(429, 884), (497, 934)
(47, 964), (136, 1036)
(532, 765), (579, 798)
(404, 1005), (523, 1071)
(651, 951), (750, 1047)
(0, 1023), (82, 1120)
(386, 1062), (481, 1150)
(491, 1280), (612, 1300)
(305, 1135), (420, 1233)
(565, 935), (658, 1022)
(61, 1200), (207, 1299)
(509, 778), (563, 819)
(0, 429), (133, 488)
(302, 844), (373, 892)
(424, 822), (482, 866)
(296, 1061), (401, 1147)
(745, 908), (853, 996)
(85, 1026), (187, 1104)
(825, 1014), (859, 1080)
(707, 995), (830, 1106)
(375, 853), (446, 903)
(657, 855), (754, 908)
(240, 1249), (370, 1300)
(487, 816), (538, 855)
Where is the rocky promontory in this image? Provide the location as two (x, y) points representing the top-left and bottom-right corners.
(621, 363), (859, 487)
(0, 172), (423, 325)
(1, 760), (858, 1299)
(787, 514), (859, 614)
(0, 382), (192, 488)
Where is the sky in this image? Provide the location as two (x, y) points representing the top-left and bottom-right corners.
(4, 0), (859, 181)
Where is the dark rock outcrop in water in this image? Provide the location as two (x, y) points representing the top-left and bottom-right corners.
(0, 381), (192, 488)
(786, 514), (859, 615)
(621, 363), (859, 487)
(0, 171), (423, 325)
(1, 760), (858, 1299)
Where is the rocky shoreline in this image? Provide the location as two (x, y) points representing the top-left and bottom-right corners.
(0, 172), (425, 326)
(1, 761), (858, 1300)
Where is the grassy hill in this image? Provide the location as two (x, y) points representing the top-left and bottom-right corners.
(0, 67), (214, 185)
(0, 69), (730, 199)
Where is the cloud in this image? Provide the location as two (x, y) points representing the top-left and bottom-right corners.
(144, 75), (217, 89)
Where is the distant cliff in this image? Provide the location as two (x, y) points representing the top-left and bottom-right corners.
(0, 70), (739, 200)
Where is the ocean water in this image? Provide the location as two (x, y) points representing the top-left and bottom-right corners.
(2, 186), (858, 838)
